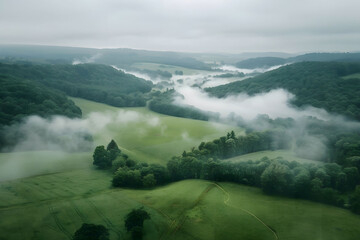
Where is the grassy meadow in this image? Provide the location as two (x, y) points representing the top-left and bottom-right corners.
(1, 98), (360, 240)
(1, 172), (360, 240)
(72, 97), (240, 165)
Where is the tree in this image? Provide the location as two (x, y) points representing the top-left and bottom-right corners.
(350, 185), (360, 214)
(106, 139), (120, 151)
(107, 139), (121, 161)
(73, 223), (109, 240)
(93, 146), (111, 169)
(125, 208), (150, 232)
(260, 162), (294, 195)
(131, 226), (143, 240)
(142, 174), (156, 188)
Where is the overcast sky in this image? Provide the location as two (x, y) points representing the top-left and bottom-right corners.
(1, 0), (359, 53)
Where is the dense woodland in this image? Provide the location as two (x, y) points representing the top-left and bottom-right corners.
(236, 57), (287, 69)
(0, 62), (153, 108)
(207, 62), (360, 120)
(235, 53), (360, 69)
(0, 74), (81, 126)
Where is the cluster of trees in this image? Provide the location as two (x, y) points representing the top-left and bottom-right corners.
(179, 130), (290, 160)
(0, 74), (82, 149)
(93, 140), (168, 188)
(0, 62), (153, 108)
(112, 161), (168, 188)
(93, 140), (123, 169)
(125, 208), (151, 240)
(72, 208), (151, 240)
(137, 69), (172, 79)
(0, 75), (81, 126)
(166, 139), (360, 212)
(207, 62), (360, 120)
(236, 57), (287, 69)
(214, 72), (245, 78)
(149, 89), (215, 121)
(94, 132), (360, 214)
(73, 223), (109, 240)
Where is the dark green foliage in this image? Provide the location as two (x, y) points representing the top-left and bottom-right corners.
(125, 208), (150, 232)
(0, 62), (153, 108)
(106, 139), (120, 151)
(236, 57), (287, 69)
(260, 162), (294, 195)
(0, 75), (81, 126)
(207, 62), (360, 120)
(142, 174), (156, 188)
(164, 131), (360, 211)
(149, 89), (213, 121)
(131, 226), (143, 240)
(349, 186), (360, 214)
(214, 72), (245, 78)
(112, 161), (168, 188)
(93, 140), (122, 169)
(93, 146), (111, 169)
(0, 45), (212, 70)
(136, 69), (172, 79)
(73, 223), (109, 240)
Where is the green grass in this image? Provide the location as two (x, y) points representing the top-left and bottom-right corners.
(1, 97), (360, 240)
(0, 151), (91, 182)
(1, 174), (359, 240)
(131, 62), (210, 75)
(225, 150), (322, 165)
(72, 97), (240, 165)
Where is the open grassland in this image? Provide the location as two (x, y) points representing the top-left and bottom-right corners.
(1, 172), (360, 240)
(2, 98), (360, 239)
(225, 150), (322, 165)
(72, 97), (240, 165)
(131, 62), (210, 75)
(0, 151), (91, 182)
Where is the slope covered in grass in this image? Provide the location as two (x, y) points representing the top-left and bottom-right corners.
(1, 173), (359, 240)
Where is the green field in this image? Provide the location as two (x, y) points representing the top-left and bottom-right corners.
(1, 171), (360, 240)
(225, 150), (322, 165)
(1, 98), (360, 240)
(72, 97), (239, 165)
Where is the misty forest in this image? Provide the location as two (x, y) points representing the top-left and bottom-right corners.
(1, 1), (360, 240)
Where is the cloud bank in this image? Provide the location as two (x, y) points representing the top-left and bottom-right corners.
(1, 0), (360, 52)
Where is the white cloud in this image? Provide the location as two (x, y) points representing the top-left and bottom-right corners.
(0, 0), (359, 52)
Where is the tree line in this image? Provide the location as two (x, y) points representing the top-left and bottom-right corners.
(94, 131), (360, 214)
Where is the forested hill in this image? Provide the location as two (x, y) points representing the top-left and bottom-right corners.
(0, 74), (81, 126)
(235, 52), (360, 69)
(206, 62), (360, 120)
(0, 63), (153, 107)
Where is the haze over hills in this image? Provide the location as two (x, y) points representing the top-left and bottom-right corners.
(1, 44), (360, 240)
(2, 0), (360, 239)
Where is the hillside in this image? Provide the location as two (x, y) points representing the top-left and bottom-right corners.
(0, 45), (211, 70)
(236, 57), (287, 69)
(0, 75), (81, 126)
(235, 52), (360, 69)
(206, 62), (360, 120)
(0, 62), (153, 108)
